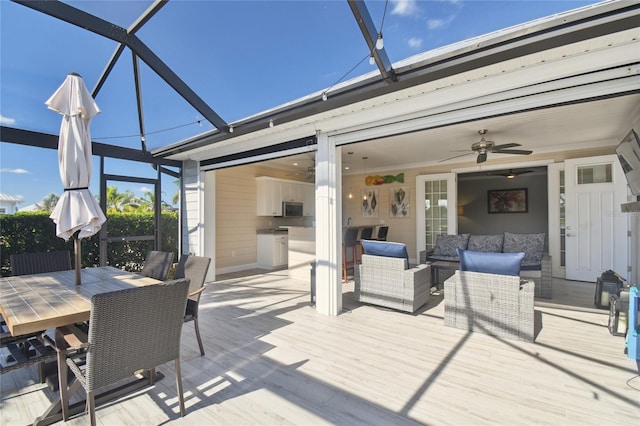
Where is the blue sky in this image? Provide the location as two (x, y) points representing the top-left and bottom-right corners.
(0, 0), (601, 208)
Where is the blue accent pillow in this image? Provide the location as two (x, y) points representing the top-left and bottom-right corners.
(457, 248), (524, 276)
(362, 240), (409, 263)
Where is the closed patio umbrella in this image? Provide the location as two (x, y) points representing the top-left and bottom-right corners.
(47, 73), (106, 285)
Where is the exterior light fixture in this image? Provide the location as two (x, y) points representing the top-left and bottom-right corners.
(345, 152), (353, 170)
(376, 33), (384, 50)
(322, 92), (328, 101)
(269, 119), (274, 128)
(369, 55), (375, 65)
(228, 125), (234, 133)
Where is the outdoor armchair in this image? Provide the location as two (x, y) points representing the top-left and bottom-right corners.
(174, 254), (211, 356)
(140, 250), (175, 281)
(354, 240), (431, 313)
(444, 270), (535, 342)
(56, 278), (191, 425)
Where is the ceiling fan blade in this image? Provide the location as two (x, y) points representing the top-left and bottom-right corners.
(438, 152), (473, 163)
(490, 143), (520, 150)
(477, 152), (487, 163)
(492, 149), (533, 155)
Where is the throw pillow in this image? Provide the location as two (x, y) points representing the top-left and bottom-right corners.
(467, 234), (504, 253)
(503, 232), (545, 262)
(458, 248), (524, 276)
(361, 240), (409, 263)
(432, 234), (470, 257)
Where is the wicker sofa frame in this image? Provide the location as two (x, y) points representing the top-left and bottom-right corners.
(444, 270), (535, 342)
(354, 254), (431, 313)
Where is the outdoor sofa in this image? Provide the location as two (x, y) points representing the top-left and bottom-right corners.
(420, 232), (552, 298)
(354, 240), (431, 313)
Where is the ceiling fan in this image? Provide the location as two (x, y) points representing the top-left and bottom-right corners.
(441, 129), (533, 163)
(287, 157), (315, 180)
(488, 169), (533, 179)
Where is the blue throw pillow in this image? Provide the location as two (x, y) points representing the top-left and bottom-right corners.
(362, 240), (409, 263)
(457, 248), (524, 276)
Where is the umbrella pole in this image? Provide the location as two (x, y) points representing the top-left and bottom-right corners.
(74, 232), (81, 285)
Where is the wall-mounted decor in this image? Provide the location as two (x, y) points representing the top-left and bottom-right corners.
(390, 186), (409, 218)
(365, 172), (404, 186)
(361, 188), (378, 217)
(488, 188), (528, 213)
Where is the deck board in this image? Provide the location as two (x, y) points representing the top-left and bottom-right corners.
(1, 270), (638, 425)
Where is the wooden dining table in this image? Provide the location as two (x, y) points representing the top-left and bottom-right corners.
(0, 266), (162, 426)
(0, 266), (161, 338)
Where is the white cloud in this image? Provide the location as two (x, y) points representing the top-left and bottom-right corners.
(140, 186), (152, 193)
(0, 114), (16, 125)
(391, 0), (420, 17)
(0, 168), (30, 174)
(427, 14), (456, 30)
(407, 37), (423, 50)
(427, 19), (446, 30)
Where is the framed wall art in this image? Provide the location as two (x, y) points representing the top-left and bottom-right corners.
(488, 188), (528, 213)
(361, 188), (379, 217)
(390, 186), (409, 218)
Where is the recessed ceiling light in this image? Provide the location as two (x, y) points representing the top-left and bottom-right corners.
(293, 162), (299, 166)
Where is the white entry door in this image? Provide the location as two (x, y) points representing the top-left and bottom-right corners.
(564, 155), (629, 282)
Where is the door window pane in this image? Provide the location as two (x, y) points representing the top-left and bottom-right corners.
(424, 179), (449, 251)
(577, 164), (612, 184)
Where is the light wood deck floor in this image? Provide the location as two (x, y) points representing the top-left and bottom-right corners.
(2, 271), (639, 425)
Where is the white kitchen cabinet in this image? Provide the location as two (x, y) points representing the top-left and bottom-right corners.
(281, 182), (303, 202)
(256, 177), (314, 217)
(257, 234), (288, 269)
(256, 177), (282, 216)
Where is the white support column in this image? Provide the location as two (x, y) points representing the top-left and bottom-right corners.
(314, 132), (342, 316)
(203, 170), (216, 282)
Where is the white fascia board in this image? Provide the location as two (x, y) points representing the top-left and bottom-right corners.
(186, 123), (318, 162)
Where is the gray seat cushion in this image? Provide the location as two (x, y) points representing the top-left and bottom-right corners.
(503, 232), (545, 263)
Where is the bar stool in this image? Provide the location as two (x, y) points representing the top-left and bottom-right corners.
(357, 227), (374, 262)
(375, 226), (389, 241)
(343, 228), (360, 282)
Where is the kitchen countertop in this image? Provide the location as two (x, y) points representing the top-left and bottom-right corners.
(278, 226), (314, 229)
(257, 228), (288, 234)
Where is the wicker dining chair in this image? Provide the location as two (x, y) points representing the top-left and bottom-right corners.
(2, 251), (72, 381)
(174, 254), (211, 356)
(10, 250), (72, 276)
(57, 278), (191, 425)
(140, 250), (175, 281)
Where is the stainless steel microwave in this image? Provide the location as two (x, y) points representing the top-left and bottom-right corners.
(282, 201), (303, 217)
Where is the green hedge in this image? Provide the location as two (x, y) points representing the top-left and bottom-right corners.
(0, 211), (178, 277)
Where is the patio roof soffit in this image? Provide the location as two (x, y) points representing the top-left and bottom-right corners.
(151, 0), (640, 160)
(13, 0), (230, 142)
